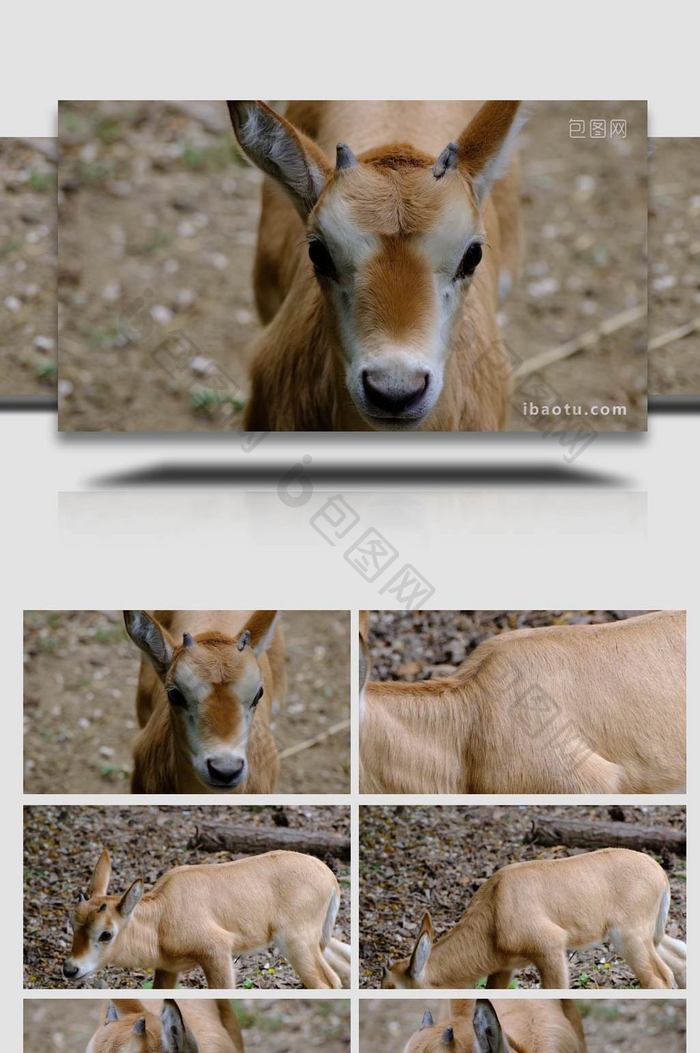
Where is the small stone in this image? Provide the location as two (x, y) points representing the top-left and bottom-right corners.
(150, 304), (173, 325)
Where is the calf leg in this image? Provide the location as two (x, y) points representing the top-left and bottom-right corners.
(533, 950), (570, 989)
(657, 936), (686, 987)
(201, 951), (236, 989)
(323, 943), (351, 986)
(486, 970), (513, 989)
(284, 936), (342, 989)
(153, 969), (178, 988)
(621, 935), (675, 989)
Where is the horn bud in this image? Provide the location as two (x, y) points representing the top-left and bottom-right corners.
(441, 1028), (454, 1045)
(433, 142), (458, 179)
(336, 143), (358, 171)
(182, 632), (194, 648)
(106, 1004), (119, 1024)
(421, 1011), (434, 1030)
(133, 1018), (146, 1035)
(237, 629), (251, 652)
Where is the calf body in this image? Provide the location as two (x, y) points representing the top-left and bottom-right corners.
(383, 848), (686, 990)
(360, 610), (686, 793)
(65, 848), (351, 990)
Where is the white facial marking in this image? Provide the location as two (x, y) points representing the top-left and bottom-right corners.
(174, 661), (209, 704)
(315, 179), (485, 429)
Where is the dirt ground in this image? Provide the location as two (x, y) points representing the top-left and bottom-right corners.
(24, 804), (350, 990)
(23, 610), (349, 793)
(649, 137), (700, 395)
(359, 999), (685, 1053)
(0, 138), (57, 396)
(24, 997), (350, 1052)
(57, 100), (646, 432)
(359, 804), (686, 989)
(366, 610), (643, 681)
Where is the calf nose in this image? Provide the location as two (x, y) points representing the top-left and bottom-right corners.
(206, 756), (245, 785)
(362, 369), (429, 415)
(63, 962), (79, 979)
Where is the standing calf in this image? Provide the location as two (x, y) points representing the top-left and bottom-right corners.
(228, 100), (525, 431)
(360, 610), (686, 793)
(381, 848), (686, 990)
(405, 999), (586, 1053)
(124, 610), (284, 793)
(64, 848), (351, 989)
(87, 998), (244, 1053)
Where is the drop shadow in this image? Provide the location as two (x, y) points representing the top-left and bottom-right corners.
(0, 396), (57, 411)
(649, 395), (700, 414)
(93, 460), (626, 488)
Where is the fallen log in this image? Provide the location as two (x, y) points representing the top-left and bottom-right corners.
(525, 817), (685, 855)
(190, 822), (351, 861)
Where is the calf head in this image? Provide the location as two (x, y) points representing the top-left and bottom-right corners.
(229, 100), (523, 430)
(86, 1000), (199, 1053)
(64, 849), (143, 983)
(405, 1003), (512, 1053)
(125, 610), (279, 790)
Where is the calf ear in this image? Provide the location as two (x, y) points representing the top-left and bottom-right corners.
(473, 1000), (508, 1053)
(124, 611), (175, 676)
(117, 879), (144, 919)
(89, 848), (112, 897)
(409, 912), (435, 980)
(227, 101), (331, 218)
(161, 1000), (194, 1053)
(457, 101), (525, 202)
(238, 610), (280, 656)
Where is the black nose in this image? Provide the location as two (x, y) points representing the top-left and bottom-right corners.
(206, 758), (245, 785)
(362, 371), (429, 415)
(63, 963), (79, 979)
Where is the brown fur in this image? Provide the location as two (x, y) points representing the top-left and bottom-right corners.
(66, 848), (351, 990)
(383, 849), (685, 991)
(87, 999), (244, 1053)
(230, 100), (523, 431)
(360, 610), (686, 793)
(126, 610), (284, 794)
(405, 999), (586, 1053)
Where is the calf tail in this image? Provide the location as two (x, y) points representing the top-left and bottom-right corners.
(654, 884), (671, 946)
(321, 888), (339, 950)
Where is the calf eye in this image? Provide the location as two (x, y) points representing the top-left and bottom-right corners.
(252, 686), (264, 707)
(308, 238), (337, 280)
(455, 241), (483, 281)
(99, 931), (113, 942)
(167, 687), (187, 707)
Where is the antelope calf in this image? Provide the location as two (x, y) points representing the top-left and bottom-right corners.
(87, 998), (244, 1053)
(406, 999), (586, 1053)
(124, 610), (285, 793)
(360, 610), (686, 793)
(64, 847), (351, 989)
(381, 848), (686, 990)
(228, 100), (525, 431)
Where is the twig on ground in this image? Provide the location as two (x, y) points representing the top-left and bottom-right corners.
(513, 305), (646, 379)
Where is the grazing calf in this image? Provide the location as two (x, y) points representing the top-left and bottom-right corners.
(64, 848), (351, 990)
(86, 998), (244, 1053)
(382, 848), (686, 990)
(228, 100), (525, 431)
(360, 610), (686, 793)
(124, 610), (284, 793)
(405, 999), (587, 1053)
